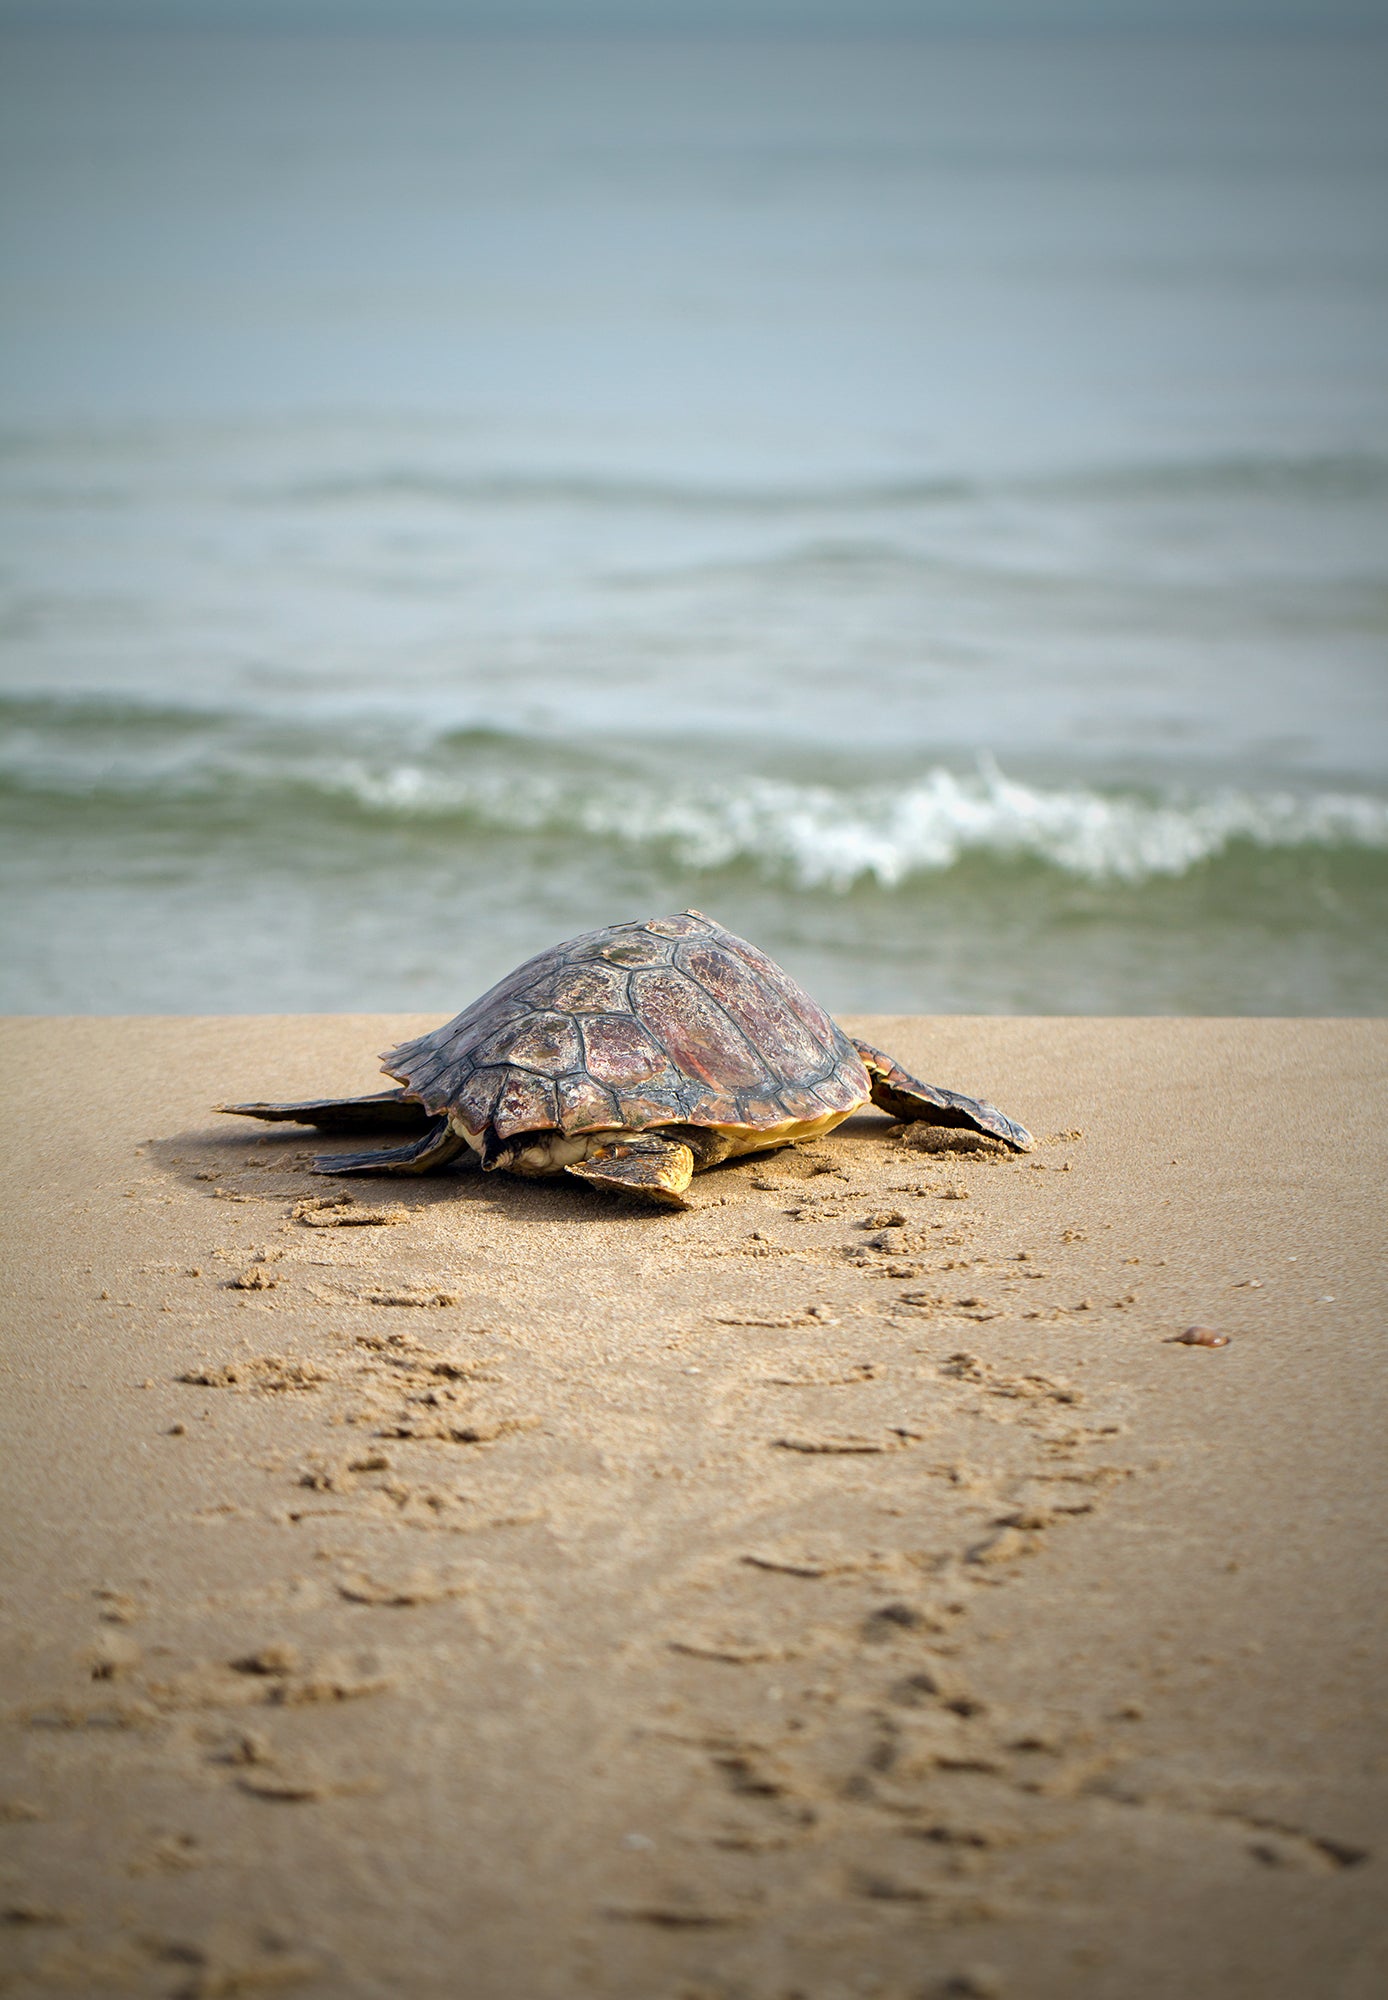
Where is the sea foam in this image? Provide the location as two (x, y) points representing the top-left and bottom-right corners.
(328, 758), (1388, 890)
(5, 695), (1386, 892)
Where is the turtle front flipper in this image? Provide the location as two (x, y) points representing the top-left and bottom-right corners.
(314, 1117), (471, 1177)
(219, 1089), (433, 1136)
(852, 1039), (1033, 1153)
(565, 1137), (695, 1209)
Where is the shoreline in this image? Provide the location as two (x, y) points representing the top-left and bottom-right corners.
(1, 1015), (1384, 1998)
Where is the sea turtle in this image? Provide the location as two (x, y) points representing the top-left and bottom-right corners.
(221, 910), (1032, 1207)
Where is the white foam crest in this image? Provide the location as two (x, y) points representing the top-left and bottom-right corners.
(8, 715), (1385, 888)
(331, 760), (1388, 889)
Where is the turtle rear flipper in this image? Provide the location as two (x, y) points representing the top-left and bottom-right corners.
(315, 1117), (471, 1177)
(565, 1137), (694, 1208)
(219, 1089), (432, 1135)
(852, 1039), (1033, 1153)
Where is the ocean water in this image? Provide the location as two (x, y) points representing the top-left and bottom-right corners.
(2, 29), (1386, 1015)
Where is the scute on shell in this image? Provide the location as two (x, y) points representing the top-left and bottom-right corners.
(492, 1070), (559, 1141)
(581, 1013), (667, 1089)
(452, 1064), (506, 1135)
(677, 938), (828, 1074)
(777, 1079), (838, 1122)
(628, 967), (766, 1091)
(717, 931), (841, 1052)
(474, 1011), (582, 1076)
(806, 1063), (869, 1115)
(534, 963), (629, 1014)
(556, 1072), (620, 1132)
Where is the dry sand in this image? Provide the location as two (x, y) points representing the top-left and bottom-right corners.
(0, 1014), (1384, 2000)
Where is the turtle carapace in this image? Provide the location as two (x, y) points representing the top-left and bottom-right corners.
(221, 911), (1032, 1207)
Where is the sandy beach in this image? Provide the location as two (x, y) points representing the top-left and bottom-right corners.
(1, 1013), (1384, 2000)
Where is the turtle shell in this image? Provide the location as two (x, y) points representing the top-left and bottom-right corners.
(381, 910), (871, 1145)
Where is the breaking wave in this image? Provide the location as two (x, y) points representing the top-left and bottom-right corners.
(318, 761), (1388, 890)
(4, 699), (1386, 893)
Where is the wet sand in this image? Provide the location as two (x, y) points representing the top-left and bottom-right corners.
(1, 1015), (1384, 2000)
